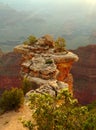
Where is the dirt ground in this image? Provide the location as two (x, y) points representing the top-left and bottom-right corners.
(0, 105), (32, 130)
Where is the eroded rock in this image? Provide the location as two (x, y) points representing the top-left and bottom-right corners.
(14, 35), (78, 96)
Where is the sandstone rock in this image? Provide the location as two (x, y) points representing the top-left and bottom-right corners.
(24, 75), (47, 88)
(52, 52), (78, 63)
(26, 80), (68, 98)
(14, 44), (29, 54)
(14, 35), (78, 96)
(39, 34), (55, 47)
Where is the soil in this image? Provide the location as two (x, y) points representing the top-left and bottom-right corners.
(0, 105), (32, 130)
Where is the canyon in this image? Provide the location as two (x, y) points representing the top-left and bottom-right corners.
(71, 45), (96, 104)
(0, 38), (96, 104)
(0, 52), (22, 94)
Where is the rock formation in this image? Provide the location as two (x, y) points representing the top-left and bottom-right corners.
(14, 35), (78, 96)
(71, 45), (96, 104)
(0, 52), (22, 95)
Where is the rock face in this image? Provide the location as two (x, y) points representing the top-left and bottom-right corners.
(0, 52), (22, 94)
(71, 45), (96, 104)
(14, 35), (78, 95)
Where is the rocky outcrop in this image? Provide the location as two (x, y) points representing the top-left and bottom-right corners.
(71, 45), (96, 104)
(0, 52), (22, 94)
(14, 35), (78, 95)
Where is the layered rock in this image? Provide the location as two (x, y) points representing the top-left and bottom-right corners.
(14, 35), (78, 95)
(71, 45), (96, 104)
(0, 52), (22, 94)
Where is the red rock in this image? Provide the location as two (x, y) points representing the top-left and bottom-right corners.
(0, 52), (22, 94)
(71, 45), (96, 104)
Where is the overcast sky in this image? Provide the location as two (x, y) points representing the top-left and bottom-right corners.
(0, 0), (96, 11)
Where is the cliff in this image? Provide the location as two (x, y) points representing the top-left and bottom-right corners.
(0, 52), (22, 94)
(71, 45), (96, 104)
(14, 35), (78, 95)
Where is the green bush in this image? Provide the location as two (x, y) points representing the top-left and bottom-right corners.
(45, 59), (53, 64)
(28, 35), (37, 45)
(23, 40), (29, 45)
(22, 78), (37, 95)
(22, 89), (96, 130)
(22, 120), (35, 130)
(23, 35), (37, 45)
(55, 37), (66, 47)
(0, 88), (24, 111)
(22, 78), (32, 95)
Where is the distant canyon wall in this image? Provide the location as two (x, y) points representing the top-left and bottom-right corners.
(0, 44), (96, 105)
(0, 52), (22, 94)
(71, 45), (96, 104)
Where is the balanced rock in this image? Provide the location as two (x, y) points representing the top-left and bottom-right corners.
(14, 34), (78, 96)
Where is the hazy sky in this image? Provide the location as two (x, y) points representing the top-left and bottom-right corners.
(0, 0), (96, 11)
(0, 0), (96, 51)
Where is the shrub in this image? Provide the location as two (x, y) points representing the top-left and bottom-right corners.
(22, 78), (37, 95)
(45, 59), (53, 64)
(55, 37), (66, 48)
(23, 89), (96, 130)
(21, 88), (96, 130)
(23, 40), (29, 45)
(0, 88), (24, 111)
(22, 120), (35, 130)
(22, 78), (32, 95)
(83, 114), (96, 130)
(28, 35), (37, 45)
(23, 35), (37, 45)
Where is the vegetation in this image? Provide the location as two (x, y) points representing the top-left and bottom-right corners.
(45, 59), (53, 64)
(23, 35), (37, 45)
(55, 37), (66, 52)
(0, 88), (24, 112)
(22, 89), (96, 130)
(22, 78), (38, 95)
(28, 35), (37, 45)
(22, 78), (32, 95)
(22, 120), (35, 130)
